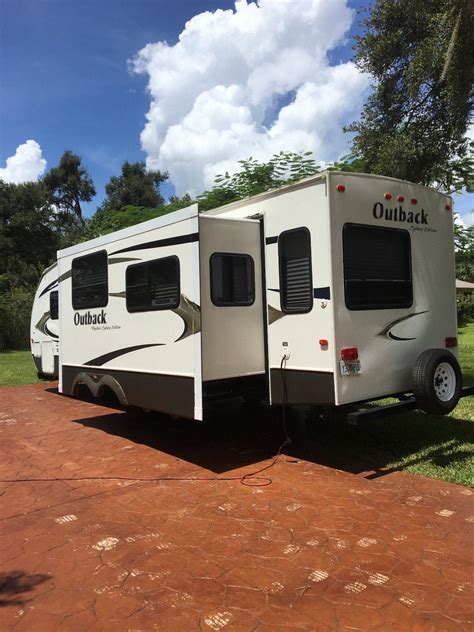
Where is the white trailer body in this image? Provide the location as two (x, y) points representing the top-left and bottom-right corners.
(49, 172), (462, 419)
(30, 262), (59, 378)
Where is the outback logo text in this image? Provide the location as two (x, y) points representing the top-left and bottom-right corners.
(373, 201), (428, 225)
(74, 310), (107, 326)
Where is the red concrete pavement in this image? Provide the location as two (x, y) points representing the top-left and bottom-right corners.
(0, 383), (473, 631)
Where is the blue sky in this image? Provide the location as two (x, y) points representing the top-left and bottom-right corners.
(1, 0), (472, 223)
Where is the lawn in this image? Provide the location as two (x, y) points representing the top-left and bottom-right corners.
(0, 350), (42, 387)
(1, 327), (473, 487)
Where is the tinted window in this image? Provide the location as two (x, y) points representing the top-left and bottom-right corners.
(279, 228), (313, 313)
(343, 223), (412, 310)
(72, 251), (108, 310)
(126, 256), (180, 312)
(50, 290), (59, 320)
(210, 253), (255, 306)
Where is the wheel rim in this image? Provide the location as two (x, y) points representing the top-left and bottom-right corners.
(433, 362), (456, 402)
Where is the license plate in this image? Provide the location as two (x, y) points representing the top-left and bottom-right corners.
(339, 360), (361, 376)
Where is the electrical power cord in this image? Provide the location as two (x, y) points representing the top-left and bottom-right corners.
(0, 359), (292, 488)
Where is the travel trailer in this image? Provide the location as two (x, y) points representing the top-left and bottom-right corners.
(32, 171), (470, 421)
(30, 262), (59, 379)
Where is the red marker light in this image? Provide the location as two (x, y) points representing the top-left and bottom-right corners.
(397, 195), (405, 202)
(445, 337), (457, 348)
(445, 203), (451, 211)
(341, 347), (358, 361)
(319, 339), (328, 347)
(336, 184), (345, 192)
(384, 192), (392, 200)
(411, 198), (417, 205)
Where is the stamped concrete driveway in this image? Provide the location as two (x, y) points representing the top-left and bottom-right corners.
(0, 383), (473, 631)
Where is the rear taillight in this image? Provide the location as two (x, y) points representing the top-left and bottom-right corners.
(445, 337), (457, 348)
(341, 347), (358, 361)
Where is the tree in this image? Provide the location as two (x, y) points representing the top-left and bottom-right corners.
(198, 151), (320, 211)
(44, 150), (96, 222)
(80, 194), (193, 242)
(99, 161), (168, 213)
(0, 179), (59, 349)
(454, 218), (474, 281)
(0, 180), (58, 287)
(347, 0), (474, 192)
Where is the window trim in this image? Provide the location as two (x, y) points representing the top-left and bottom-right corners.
(209, 252), (256, 307)
(278, 226), (313, 314)
(125, 255), (181, 313)
(50, 290), (59, 320)
(71, 250), (109, 311)
(342, 222), (413, 311)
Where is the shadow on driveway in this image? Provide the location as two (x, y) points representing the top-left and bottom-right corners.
(62, 384), (473, 482)
(0, 571), (51, 607)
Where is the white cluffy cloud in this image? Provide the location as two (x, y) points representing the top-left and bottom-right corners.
(131, 0), (369, 196)
(0, 140), (47, 184)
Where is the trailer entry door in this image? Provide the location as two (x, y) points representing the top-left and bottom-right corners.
(200, 215), (269, 403)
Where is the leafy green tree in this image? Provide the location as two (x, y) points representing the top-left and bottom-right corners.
(81, 194), (193, 242)
(0, 180), (58, 287)
(198, 151), (320, 211)
(44, 150), (96, 222)
(347, 0), (474, 192)
(0, 285), (35, 350)
(0, 179), (59, 349)
(99, 161), (168, 213)
(454, 218), (474, 281)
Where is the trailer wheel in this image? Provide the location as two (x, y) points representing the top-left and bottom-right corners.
(413, 349), (462, 415)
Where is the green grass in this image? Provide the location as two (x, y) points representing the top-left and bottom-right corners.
(0, 350), (41, 387)
(1, 326), (473, 487)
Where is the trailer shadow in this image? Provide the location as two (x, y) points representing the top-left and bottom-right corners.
(70, 399), (284, 474)
(298, 407), (474, 482)
(67, 389), (474, 481)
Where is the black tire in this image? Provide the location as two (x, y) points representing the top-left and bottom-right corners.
(413, 349), (462, 415)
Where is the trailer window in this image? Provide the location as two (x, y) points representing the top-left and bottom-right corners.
(72, 251), (108, 310)
(278, 228), (313, 313)
(126, 256), (180, 312)
(343, 223), (412, 310)
(50, 291), (59, 320)
(210, 253), (255, 306)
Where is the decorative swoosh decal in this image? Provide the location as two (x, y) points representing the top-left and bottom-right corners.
(378, 310), (429, 341)
(39, 279), (58, 298)
(388, 332), (415, 341)
(58, 270), (72, 283)
(268, 305), (285, 324)
(108, 257), (141, 264)
(44, 323), (59, 339)
(84, 343), (165, 367)
(173, 295), (201, 342)
(269, 287), (331, 299)
(111, 232), (199, 255)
